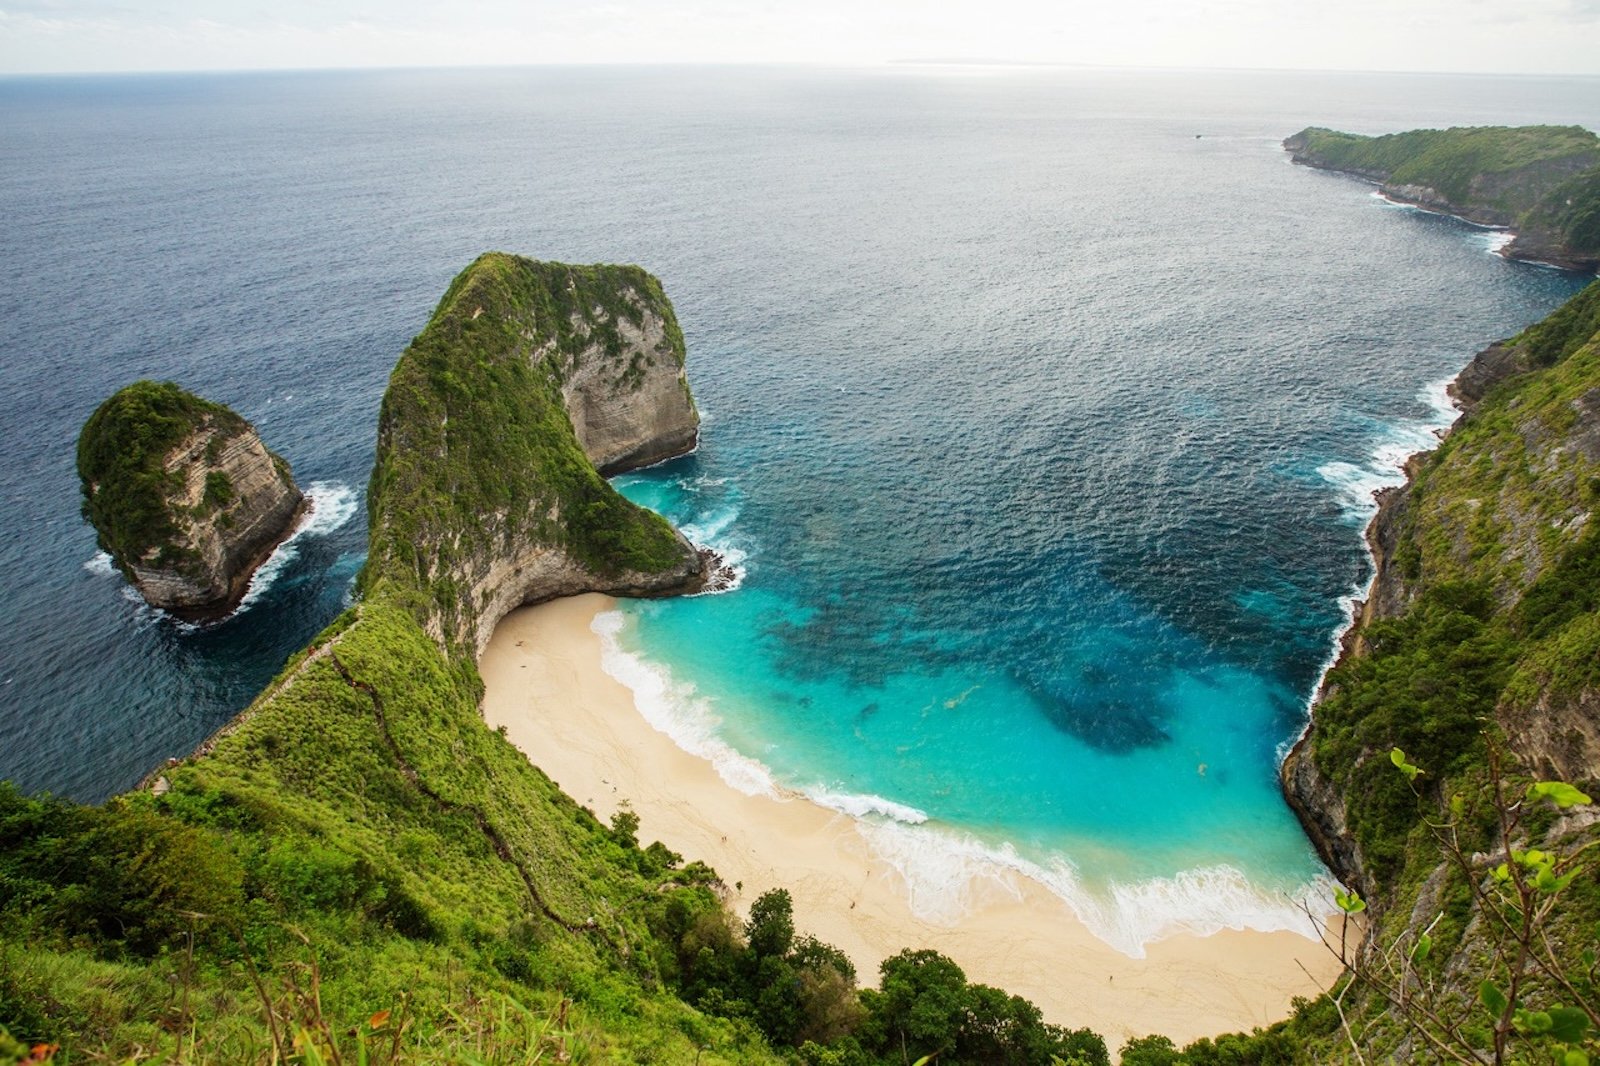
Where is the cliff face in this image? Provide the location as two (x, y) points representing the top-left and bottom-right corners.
(78, 381), (304, 620)
(559, 306), (699, 475)
(1285, 280), (1600, 899)
(363, 253), (712, 655)
(1284, 125), (1600, 271)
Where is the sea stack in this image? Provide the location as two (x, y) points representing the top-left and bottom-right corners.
(77, 380), (305, 620)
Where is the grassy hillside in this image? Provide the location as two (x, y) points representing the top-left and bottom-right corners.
(2, 256), (1110, 1066)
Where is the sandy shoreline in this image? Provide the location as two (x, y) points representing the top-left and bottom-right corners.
(480, 594), (1347, 1048)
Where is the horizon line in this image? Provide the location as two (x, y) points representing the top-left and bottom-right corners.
(3, 57), (1600, 81)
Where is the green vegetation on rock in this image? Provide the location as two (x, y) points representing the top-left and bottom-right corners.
(364, 252), (697, 650)
(76, 380), (247, 573)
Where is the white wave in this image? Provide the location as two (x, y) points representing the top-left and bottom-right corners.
(1317, 375), (1458, 526)
(1482, 229), (1516, 255)
(681, 501), (740, 544)
(592, 610), (778, 797)
(84, 551), (117, 577)
(234, 481), (359, 614)
(805, 787), (929, 824)
(1290, 375), (1462, 759)
(857, 817), (1335, 957)
(679, 496), (749, 594)
(865, 821), (1338, 956)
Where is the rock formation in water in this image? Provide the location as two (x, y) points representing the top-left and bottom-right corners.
(362, 253), (719, 654)
(77, 380), (305, 620)
(1284, 124), (1600, 271)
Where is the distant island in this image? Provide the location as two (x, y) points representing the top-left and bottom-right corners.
(1285, 124), (1600, 271)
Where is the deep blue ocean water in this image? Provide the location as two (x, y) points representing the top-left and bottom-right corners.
(1, 66), (1594, 953)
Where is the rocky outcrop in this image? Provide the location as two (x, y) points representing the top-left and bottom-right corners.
(363, 254), (722, 656)
(1448, 340), (1535, 408)
(78, 381), (305, 621)
(1502, 686), (1600, 788)
(1280, 735), (1370, 895)
(124, 427), (305, 617)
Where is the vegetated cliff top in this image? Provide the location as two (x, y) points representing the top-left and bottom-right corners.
(77, 380), (251, 573)
(1285, 124), (1600, 265)
(363, 251), (702, 652)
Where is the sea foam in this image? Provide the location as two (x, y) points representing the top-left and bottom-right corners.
(234, 481), (358, 614)
(857, 816), (1335, 957)
(593, 609), (778, 797)
(1288, 374), (1462, 762)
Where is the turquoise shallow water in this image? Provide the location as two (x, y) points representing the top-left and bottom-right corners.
(0, 66), (1595, 953)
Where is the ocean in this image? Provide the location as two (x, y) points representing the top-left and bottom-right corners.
(1, 65), (1594, 955)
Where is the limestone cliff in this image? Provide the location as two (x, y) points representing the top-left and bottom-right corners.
(362, 253), (713, 655)
(77, 381), (305, 620)
(1284, 125), (1600, 271)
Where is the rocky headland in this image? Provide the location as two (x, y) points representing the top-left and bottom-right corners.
(1285, 124), (1600, 271)
(362, 253), (718, 654)
(76, 380), (305, 620)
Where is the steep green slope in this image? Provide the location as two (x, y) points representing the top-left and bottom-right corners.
(1284, 125), (1600, 269)
(365, 253), (706, 653)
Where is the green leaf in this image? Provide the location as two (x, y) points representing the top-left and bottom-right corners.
(1480, 980), (1509, 1018)
(1528, 781), (1593, 808)
(1410, 933), (1432, 962)
(1548, 1006), (1591, 1044)
(1390, 747), (1422, 781)
(1334, 886), (1366, 914)
(1514, 1008), (1552, 1034)
(1562, 1050), (1589, 1066)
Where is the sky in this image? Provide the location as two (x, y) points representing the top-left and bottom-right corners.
(1, 0), (1598, 76)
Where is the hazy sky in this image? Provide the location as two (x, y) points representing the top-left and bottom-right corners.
(1, 0), (1597, 76)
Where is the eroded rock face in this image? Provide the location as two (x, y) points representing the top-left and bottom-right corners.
(126, 426), (305, 618)
(79, 382), (304, 621)
(560, 309), (699, 476)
